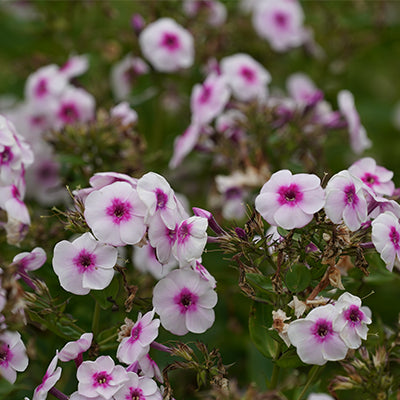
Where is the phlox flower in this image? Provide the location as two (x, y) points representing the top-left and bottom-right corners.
(286, 73), (322, 106)
(169, 123), (201, 169)
(371, 211), (400, 271)
(215, 109), (247, 141)
(183, 0), (227, 27)
(110, 102), (138, 126)
(255, 169), (325, 229)
(287, 304), (348, 365)
(0, 179), (31, 225)
(324, 170), (368, 231)
(137, 172), (177, 229)
(52, 232), (118, 295)
(0, 330), (29, 384)
(110, 54), (149, 100)
(137, 354), (163, 383)
(132, 243), (177, 279)
(54, 86), (95, 129)
(114, 371), (162, 400)
(77, 355), (128, 399)
(220, 53), (271, 102)
(58, 333), (93, 363)
(153, 268), (217, 335)
(194, 260), (217, 289)
(24, 64), (67, 103)
(348, 157), (394, 196)
(13, 246), (46, 273)
(172, 216), (208, 267)
(33, 353), (62, 400)
(84, 181), (147, 246)
(252, 0), (306, 52)
(338, 90), (372, 154)
(139, 18), (194, 72)
(190, 73), (230, 125)
(117, 310), (160, 365)
(333, 292), (372, 349)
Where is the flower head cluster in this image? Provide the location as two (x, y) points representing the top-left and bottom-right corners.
(287, 293), (371, 365)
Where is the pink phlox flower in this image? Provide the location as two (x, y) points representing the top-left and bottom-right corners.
(114, 371), (162, 400)
(348, 157), (394, 197)
(153, 268), (217, 335)
(252, 0), (306, 52)
(110, 102), (138, 126)
(338, 90), (372, 154)
(54, 86), (95, 129)
(255, 169), (325, 230)
(169, 123), (201, 169)
(333, 292), (372, 349)
(69, 392), (103, 400)
(13, 247), (46, 273)
(0, 115), (34, 184)
(137, 354), (163, 383)
(183, 0), (227, 27)
(84, 181), (147, 246)
(58, 332), (93, 363)
(117, 310), (160, 365)
(0, 330), (28, 384)
(286, 73), (323, 106)
(139, 18), (194, 72)
(220, 53), (271, 102)
(133, 243), (177, 280)
(52, 232), (118, 295)
(287, 304), (348, 365)
(172, 216), (208, 267)
(190, 73), (230, 125)
(137, 172), (177, 229)
(24, 64), (67, 103)
(364, 188), (400, 219)
(193, 260), (217, 289)
(111, 54), (149, 100)
(371, 211), (400, 272)
(77, 355), (129, 399)
(324, 170), (368, 231)
(59, 54), (89, 80)
(33, 352), (62, 400)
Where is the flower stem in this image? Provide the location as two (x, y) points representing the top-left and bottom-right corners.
(92, 300), (101, 339)
(296, 365), (321, 400)
(49, 387), (69, 400)
(269, 362), (280, 390)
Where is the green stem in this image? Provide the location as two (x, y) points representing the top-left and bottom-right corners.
(98, 332), (118, 346)
(269, 362), (280, 390)
(296, 365), (321, 400)
(92, 300), (101, 339)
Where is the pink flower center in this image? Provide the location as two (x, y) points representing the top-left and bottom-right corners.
(177, 221), (192, 244)
(240, 66), (256, 83)
(0, 343), (11, 367)
(35, 78), (48, 98)
(311, 318), (334, 343)
(362, 173), (379, 188)
(106, 198), (133, 224)
(127, 387), (145, 400)
(155, 189), (168, 210)
(343, 184), (359, 207)
(274, 11), (288, 28)
(128, 322), (142, 344)
(166, 225), (177, 245)
(93, 371), (112, 388)
(31, 114), (46, 127)
(73, 249), (96, 273)
(174, 287), (198, 313)
(278, 184), (303, 206)
(161, 32), (180, 51)
(199, 84), (212, 104)
(344, 305), (364, 327)
(390, 226), (400, 249)
(59, 103), (80, 124)
(0, 146), (13, 166)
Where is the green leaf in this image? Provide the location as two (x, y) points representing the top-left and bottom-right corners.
(275, 347), (304, 368)
(249, 301), (279, 359)
(277, 227), (290, 237)
(285, 264), (312, 293)
(246, 273), (274, 293)
(91, 276), (122, 310)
